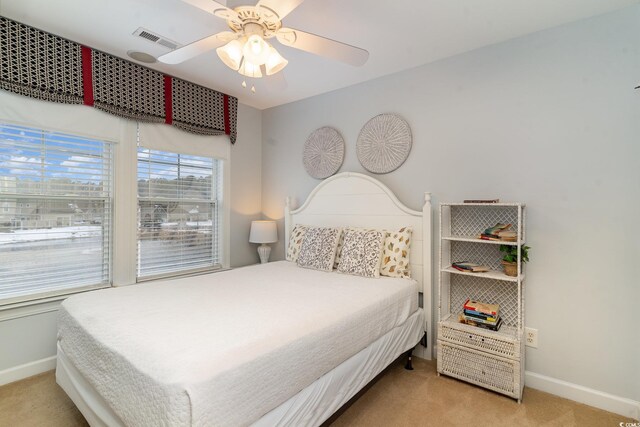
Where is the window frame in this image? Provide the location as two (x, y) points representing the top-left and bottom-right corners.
(135, 148), (224, 282)
(0, 121), (115, 307)
(0, 92), (231, 311)
(135, 122), (231, 277)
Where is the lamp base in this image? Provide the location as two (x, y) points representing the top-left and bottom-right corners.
(257, 244), (271, 264)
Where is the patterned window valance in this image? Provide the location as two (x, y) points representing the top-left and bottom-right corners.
(92, 50), (165, 123)
(0, 17), (238, 143)
(0, 18), (84, 104)
(172, 77), (229, 137)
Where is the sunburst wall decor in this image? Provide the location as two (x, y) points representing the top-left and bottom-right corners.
(357, 114), (412, 174)
(303, 126), (345, 179)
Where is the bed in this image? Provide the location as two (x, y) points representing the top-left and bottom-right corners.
(56, 172), (433, 426)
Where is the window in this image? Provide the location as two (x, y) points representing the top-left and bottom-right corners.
(137, 148), (221, 279)
(0, 123), (112, 303)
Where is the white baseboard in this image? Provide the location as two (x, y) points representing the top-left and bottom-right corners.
(525, 371), (640, 421)
(0, 356), (57, 387)
(414, 343), (431, 360)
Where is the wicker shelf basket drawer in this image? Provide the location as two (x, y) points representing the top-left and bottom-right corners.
(438, 320), (520, 359)
(437, 340), (522, 400)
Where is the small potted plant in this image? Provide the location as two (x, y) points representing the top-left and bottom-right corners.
(499, 245), (530, 277)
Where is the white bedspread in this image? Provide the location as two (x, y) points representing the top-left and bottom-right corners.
(58, 261), (419, 427)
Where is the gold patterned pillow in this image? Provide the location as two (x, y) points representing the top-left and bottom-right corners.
(297, 227), (342, 271)
(380, 227), (412, 278)
(337, 228), (386, 278)
(286, 224), (307, 262)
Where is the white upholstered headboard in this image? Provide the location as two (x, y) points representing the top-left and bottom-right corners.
(284, 172), (433, 358)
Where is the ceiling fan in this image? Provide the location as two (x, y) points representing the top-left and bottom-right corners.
(158, 0), (369, 79)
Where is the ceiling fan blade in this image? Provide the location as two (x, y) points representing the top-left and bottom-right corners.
(181, 0), (239, 21)
(276, 28), (369, 66)
(256, 0), (304, 20)
(158, 31), (237, 64)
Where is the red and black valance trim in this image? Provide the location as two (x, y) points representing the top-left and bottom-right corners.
(81, 46), (94, 106)
(0, 17), (238, 144)
(164, 75), (173, 125)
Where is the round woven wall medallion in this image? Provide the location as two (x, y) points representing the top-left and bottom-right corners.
(303, 127), (345, 179)
(357, 114), (412, 174)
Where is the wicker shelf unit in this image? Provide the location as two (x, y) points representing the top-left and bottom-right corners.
(437, 202), (526, 402)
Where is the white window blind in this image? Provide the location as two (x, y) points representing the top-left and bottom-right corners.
(137, 148), (221, 279)
(0, 123), (112, 304)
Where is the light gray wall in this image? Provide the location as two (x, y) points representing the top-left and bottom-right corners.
(230, 103), (263, 267)
(262, 6), (640, 401)
(0, 310), (58, 370)
(0, 102), (262, 374)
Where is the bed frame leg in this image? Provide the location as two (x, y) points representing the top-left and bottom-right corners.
(404, 348), (414, 370)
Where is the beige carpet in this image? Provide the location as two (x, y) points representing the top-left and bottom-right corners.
(0, 358), (631, 427)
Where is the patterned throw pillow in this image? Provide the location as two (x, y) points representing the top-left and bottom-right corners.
(297, 227), (342, 271)
(286, 224), (307, 262)
(337, 228), (386, 278)
(333, 232), (345, 269)
(380, 227), (412, 278)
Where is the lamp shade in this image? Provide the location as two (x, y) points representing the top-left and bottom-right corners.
(238, 59), (263, 78)
(265, 47), (288, 76)
(242, 34), (271, 65)
(249, 220), (277, 244)
(216, 39), (243, 71)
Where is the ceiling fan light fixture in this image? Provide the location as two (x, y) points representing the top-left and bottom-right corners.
(242, 34), (271, 65)
(238, 59), (263, 78)
(216, 39), (243, 71)
(159, 1), (370, 80)
(265, 47), (288, 76)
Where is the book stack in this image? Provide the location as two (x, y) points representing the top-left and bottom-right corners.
(477, 223), (517, 242)
(459, 299), (503, 331)
(451, 262), (489, 273)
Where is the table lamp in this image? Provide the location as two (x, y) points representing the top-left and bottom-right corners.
(249, 220), (278, 263)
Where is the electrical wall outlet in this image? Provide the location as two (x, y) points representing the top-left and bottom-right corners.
(525, 327), (538, 348)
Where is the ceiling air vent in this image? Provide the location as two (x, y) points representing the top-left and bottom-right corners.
(132, 28), (179, 50)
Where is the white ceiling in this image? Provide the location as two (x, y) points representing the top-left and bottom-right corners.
(1, 0), (637, 109)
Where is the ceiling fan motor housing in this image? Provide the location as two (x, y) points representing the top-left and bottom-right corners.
(222, 6), (282, 38)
